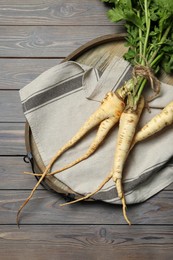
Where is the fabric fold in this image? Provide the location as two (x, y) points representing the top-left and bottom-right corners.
(19, 57), (173, 205)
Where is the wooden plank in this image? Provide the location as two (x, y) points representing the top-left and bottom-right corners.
(0, 59), (62, 90)
(0, 225), (173, 260)
(0, 190), (173, 225)
(0, 153), (172, 189)
(0, 123), (25, 154)
(0, 91), (24, 122)
(167, 183), (173, 190)
(0, 0), (113, 26)
(0, 155), (172, 190)
(0, 25), (124, 57)
(0, 157), (43, 189)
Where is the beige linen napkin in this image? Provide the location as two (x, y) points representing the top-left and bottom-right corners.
(19, 58), (173, 204)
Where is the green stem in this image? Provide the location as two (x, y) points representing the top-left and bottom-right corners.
(132, 24), (171, 107)
(150, 53), (164, 68)
(134, 53), (164, 106)
(148, 25), (171, 64)
(137, 10), (143, 64)
(134, 78), (147, 106)
(143, 0), (150, 63)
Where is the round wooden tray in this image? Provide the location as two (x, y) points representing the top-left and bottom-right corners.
(24, 33), (173, 199)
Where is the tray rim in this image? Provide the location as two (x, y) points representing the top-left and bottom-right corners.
(24, 33), (127, 195)
(25, 33), (127, 168)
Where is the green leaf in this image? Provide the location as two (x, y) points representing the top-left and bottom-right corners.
(162, 55), (173, 74)
(149, 27), (160, 36)
(101, 0), (115, 2)
(101, 0), (132, 7)
(107, 8), (125, 22)
(100, 0), (173, 75)
(118, 0), (132, 9)
(154, 0), (173, 14)
(107, 7), (143, 29)
(124, 48), (136, 60)
(101, 0), (116, 3)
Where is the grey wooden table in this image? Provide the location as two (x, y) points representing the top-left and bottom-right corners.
(0, 1), (173, 259)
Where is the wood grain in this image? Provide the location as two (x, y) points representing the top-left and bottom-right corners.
(0, 154), (173, 191)
(0, 120), (172, 190)
(0, 92), (24, 122)
(0, 59), (62, 90)
(0, 123), (25, 154)
(0, 225), (173, 260)
(0, 190), (173, 225)
(0, 26), (124, 58)
(0, 154), (172, 190)
(0, 157), (43, 189)
(1, 1), (173, 259)
(0, 0), (113, 26)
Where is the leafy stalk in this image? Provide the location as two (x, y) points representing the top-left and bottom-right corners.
(137, 10), (143, 65)
(148, 25), (172, 64)
(101, 0), (173, 109)
(143, 0), (150, 62)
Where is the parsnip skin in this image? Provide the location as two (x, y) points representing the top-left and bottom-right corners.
(112, 96), (144, 224)
(24, 92), (125, 177)
(60, 97), (145, 225)
(112, 96), (145, 197)
(132, 101), (173, 147)
(45, 92), (125, 175)
(17, 91), (125, 226)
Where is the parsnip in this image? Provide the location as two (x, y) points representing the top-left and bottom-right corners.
(131, 101), (173, 148)
(17, 82), (133, 226)
(60, 96), (145, 225)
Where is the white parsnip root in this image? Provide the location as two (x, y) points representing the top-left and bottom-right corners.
(24, 91), (125, 177)
(131, 101), (173, 148)
(111, 95), (144, 224)
(18, 0), (173, 227)
(17, 83), (133, 226)
(60, 96), (145, 225)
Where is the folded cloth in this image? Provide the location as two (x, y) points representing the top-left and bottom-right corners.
(19, 57), (173, 204)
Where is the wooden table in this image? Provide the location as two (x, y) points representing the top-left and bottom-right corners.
(0, 1), (173, 259)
